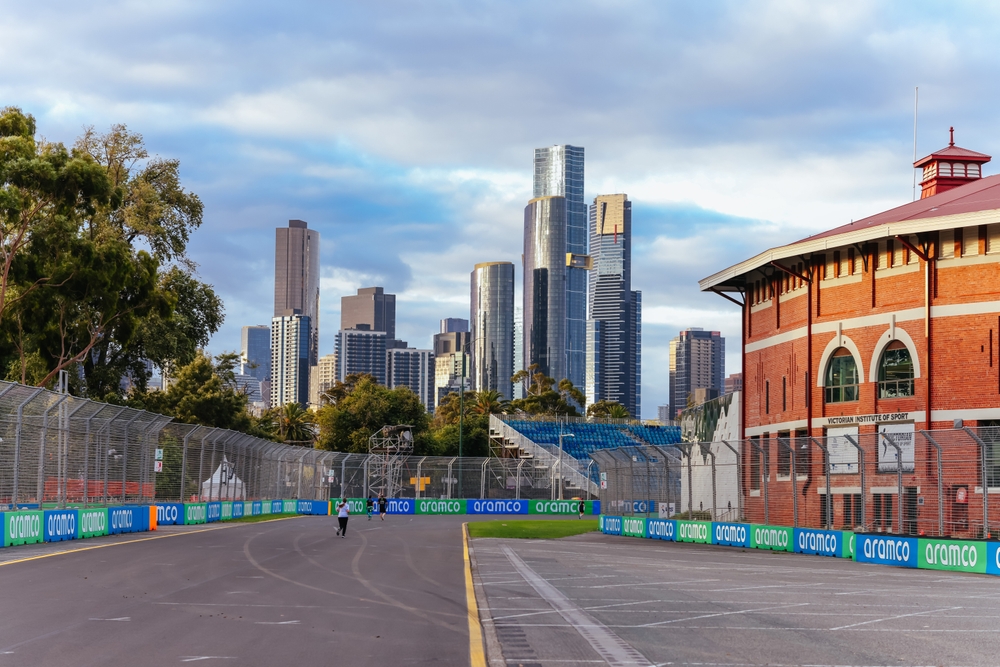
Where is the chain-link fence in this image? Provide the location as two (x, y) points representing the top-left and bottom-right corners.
(0, 381), (598, 509)
(596, 425), (1000, 539)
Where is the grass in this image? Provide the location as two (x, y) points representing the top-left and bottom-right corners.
(228, 512), (301, 523)
(467, 518), (599, 539)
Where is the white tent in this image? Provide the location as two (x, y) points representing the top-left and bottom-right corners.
(201, 458), (245, 500)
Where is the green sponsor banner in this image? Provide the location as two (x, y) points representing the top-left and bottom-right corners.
(622, 516), (647, 538)
(416, 499), (466, 515)
(260, 500), (271, 515)
(528, 500), (592, 515)
(79, 508), (108, 538)
(918, 538), (986, 573)
(283, 500), (296, 514)
(346, 498), (367, 514)
(751, 525), (793, 552)
(5, 511), (44, 547)
(221, 502), (233, 520)
(842, 531), (855, 559)
(675, 520), (711, 543)
(185, 503), (207, 525)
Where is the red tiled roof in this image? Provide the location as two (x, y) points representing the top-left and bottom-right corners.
(798, 174), (1000, 243)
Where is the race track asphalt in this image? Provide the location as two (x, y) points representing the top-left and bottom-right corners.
(0, 515), (473, 667)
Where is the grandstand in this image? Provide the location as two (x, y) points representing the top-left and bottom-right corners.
(488, 415), (682, 498)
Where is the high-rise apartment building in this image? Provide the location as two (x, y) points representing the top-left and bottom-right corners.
(341, 287), (396, 340)
(440, 318), (468, 333)
(241, 325), (271, 380)
(433, 328), (471, 409)
(512, 306), (524, 400)
(270, 311), (311, 407)
(471, 262), (515, 400)
(668, 328), (725, 419)
(274, 220), (320, 367)
(335, 329), (388, 385)
(387, 347), (435, 411)
(532, 145), (587, 390)
(309, 353), (338, 406)
(586, 194), (641, 417)
(523, 196), (567, 384)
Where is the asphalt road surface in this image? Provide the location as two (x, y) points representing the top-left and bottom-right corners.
(0, 515), (473, 666)
(473, 533), (1000, 666)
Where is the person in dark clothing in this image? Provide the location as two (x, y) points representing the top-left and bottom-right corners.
(366, 496), (374, 521)
(336, 497), (350, 537)
(579, 500), (586, 519)
(378, 495), (387, 520)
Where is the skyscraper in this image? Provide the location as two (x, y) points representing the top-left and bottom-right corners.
(433, 327), (471, 409)
(512, 306), (524, 399)
(440, 318), (468, 333)
(387, 347), (435, 411)
(241, 325), (271, 380)
(533, 145), (587, 390)
(271, 311), (311, 407)
(471, 262), (514, 400)
(523, 196), (567, 384)
(341, 287), (396, 340)
(335, 329), (388, 385)
(586, 194), (641, 417)
(274, 220), (320, 366)
(668, 328), (725, 419)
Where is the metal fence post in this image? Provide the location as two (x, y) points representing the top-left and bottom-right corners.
(963, 426), (991, 538)
(809, 437), (832, 529)
(480, 458), (488, 500)
(879, 433), (904, 534)
(920, 430), (945, 536)
(777, 437), (797, 527)
(12, 387), (44, 508)
(842, 435), (865, 530)
(705, 445), (717, 521)
(120, 412), (141, 504)
(747, 438), (767, 525)
(720, 440), (741, 521)
(37, 394), (68, 507)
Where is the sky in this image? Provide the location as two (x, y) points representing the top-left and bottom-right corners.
(4, 0), (1000, 418)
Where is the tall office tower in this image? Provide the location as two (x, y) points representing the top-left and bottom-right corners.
(533, 145), (587, 390)
(387, 347), (435, 411)
(335, 329), (388, 385)
(586, 194), (641, 416)
(309, 353), (338, 406)
(433, 329), (471, 409)
(668, 328), (725, 419)
(440, 318), (468, 334)
(341, 287), (396, 341)
(270, 311), (311, 407)
(523, 196), (567, 384)
(274, 220), (320, 366)
(241, 325), (271, 380)
(512, 306), (524, 399)
(657, 405), (672, 425)
(470, 262), (515, 400)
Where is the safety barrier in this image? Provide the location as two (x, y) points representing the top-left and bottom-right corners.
(340, 498), (601, 516)
(0, 499), (329, 550)
(598, 514), (1000, 577)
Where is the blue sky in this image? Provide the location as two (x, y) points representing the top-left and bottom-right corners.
(4, 1), (1000, 417)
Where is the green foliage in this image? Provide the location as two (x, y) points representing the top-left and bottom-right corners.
(133, 353), (251, 431)
(467, 519), (598, 539)
(508, 364), (584, 417)
(274, 403), (316, 445)
(315, 374), (433, 454)
(587, 400), (631, 419)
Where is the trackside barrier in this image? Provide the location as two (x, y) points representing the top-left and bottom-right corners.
(251, 501), (262, 516)
(232, 501), (245, 519)
(206, 502), (222, 523)
(79, 509), (108, 538)
(714, 522), (750, 548)
(751, 525), (793, 552)
(43, 509), (78, 542)
(676, 520), (711, 544)
(794, 528), (854, 558)
(417, 499), (466, 515)
(4, 511), (44, 546)
(271, 500), (284, 514)
(156, 503), (184, 525)
(221, 502), (233, 521)
(149, 506), (157, 531)
(186, 503), (208, 525)
(109, 506), (149, 534)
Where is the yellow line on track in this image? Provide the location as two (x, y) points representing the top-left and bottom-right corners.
(0, 515), (303, 568)
(463, 522), (487, 667)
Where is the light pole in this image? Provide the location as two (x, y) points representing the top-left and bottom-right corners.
(557, 431), (575, 500)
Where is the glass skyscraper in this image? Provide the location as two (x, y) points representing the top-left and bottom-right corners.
(528, 145), (586, 390)
(471, 261), (514, 400)
(241, 325), (271, 380)
(523, 196), (567, 384)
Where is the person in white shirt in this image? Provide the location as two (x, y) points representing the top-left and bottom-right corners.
(335, 497), (350, 538)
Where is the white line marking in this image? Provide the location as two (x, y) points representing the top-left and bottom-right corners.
(501, 546), (653, 667)
(179, 658), (237, 663)
(829, 606), (962, 630)
(633, 603), (809, 628)
(88, 617), (130, 621)
(254, 620), (300, 625)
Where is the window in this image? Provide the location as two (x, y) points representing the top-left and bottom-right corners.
(765, 380), (770, 414)
(878, 341), (914, 398)
(962, 226), (979, 257)
(825, 348), (859, 403)
(939, 162), (953, 177)
(843, 493), (862, 528)
(874, 493), (894, 529)
(890, 239), (902, 267)
(777, 431), (791, 477)
(987, 224), (1000, 255)
(794, 429), (810, 471)
(782, 376), (787, 412)
(750, 436), (761, 490)
(877, 241), (887, 269)
(969, 163), (982, 178)
(939, 229), (955, 259)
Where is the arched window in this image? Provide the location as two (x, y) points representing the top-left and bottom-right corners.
(878, 341), (914, 398)
(825, 348), (859, 403)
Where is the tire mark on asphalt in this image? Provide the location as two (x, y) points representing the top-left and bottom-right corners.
(399, 535), (443, 588)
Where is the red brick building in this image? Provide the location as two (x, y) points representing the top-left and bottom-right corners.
(700, 132), (1000, 535)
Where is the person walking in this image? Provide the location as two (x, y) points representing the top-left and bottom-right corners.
(578, 499), (586, 519)
(336, 497), (350, 537)
(366, 496), (374, 521)
(378, 494), (387, 521)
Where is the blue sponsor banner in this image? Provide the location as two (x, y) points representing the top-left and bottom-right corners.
(271, 500), (284, 514)
(592, 500), (600, 515)
(794, 528), (843, 557)
(467, 499), (528, 515)
(43, 509), (79, 542)
(206, 502), (222, 523)
(108, 506), (148, 535)
(251, 501), (262, 516)
(855, 534), (917, 568)
(231, 501), (245, 519)
(987, 542), (1000, 576)
(599, 515), (623, 535)
(297, 500), (312, 514)
(628, 500), (658, 514)
(714, 522), (751, 547)
(312, 500), (329, 515)
(385, 499), (414, 515)
(647, 518), (675, 541)
(155, 503), (185, 526)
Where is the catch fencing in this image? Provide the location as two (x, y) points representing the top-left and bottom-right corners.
(595, 425), (1000, 539)
(0, 381), (596, 509)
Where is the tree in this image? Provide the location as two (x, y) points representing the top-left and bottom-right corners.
(315, 374), (433, 454)
(587, 400), (631, 419)
(470, 389), (509, 416)
(274, 403), (316, 445)
(508, 364), (584, 417)
(133, 353), (251, 431)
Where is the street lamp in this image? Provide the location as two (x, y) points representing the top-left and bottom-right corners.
(557, 431), (575, 500)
